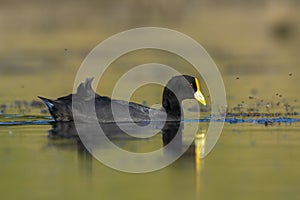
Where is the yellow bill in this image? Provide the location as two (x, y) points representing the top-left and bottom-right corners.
(194, 78), (206, 105)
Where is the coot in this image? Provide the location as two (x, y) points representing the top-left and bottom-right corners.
(39, 75), (206, 122)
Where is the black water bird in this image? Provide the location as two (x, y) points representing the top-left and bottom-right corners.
(39, 75), (206, 123)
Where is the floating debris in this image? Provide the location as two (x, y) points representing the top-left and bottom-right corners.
(264, 121), (273, 126)
(185, 117), (300, 125)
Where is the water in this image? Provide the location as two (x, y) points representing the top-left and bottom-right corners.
(200, 124), (300, 200)
(1, 115), (300, 199)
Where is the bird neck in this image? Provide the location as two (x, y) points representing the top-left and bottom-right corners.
(162, 88), (183, 120)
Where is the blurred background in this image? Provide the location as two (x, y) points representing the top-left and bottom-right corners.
(0, 0), (299, 112)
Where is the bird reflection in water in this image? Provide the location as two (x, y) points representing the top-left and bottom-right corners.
(47, 121), (206, 182)
(194, 129), (206, 193)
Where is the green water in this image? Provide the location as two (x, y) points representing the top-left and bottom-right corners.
(1, 123), (300, 200)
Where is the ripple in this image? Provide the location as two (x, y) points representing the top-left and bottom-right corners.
(0, 114), (299, 126)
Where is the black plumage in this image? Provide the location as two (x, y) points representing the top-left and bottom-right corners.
(39, 75), (206, 123)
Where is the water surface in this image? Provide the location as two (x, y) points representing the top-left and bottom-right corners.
(1, 115), (300, 200)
